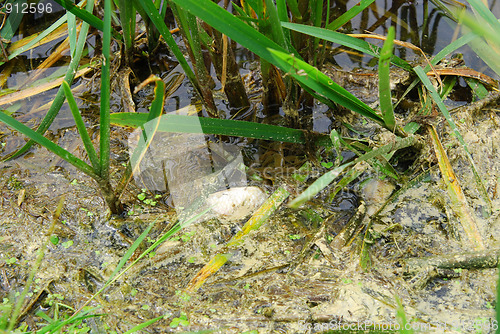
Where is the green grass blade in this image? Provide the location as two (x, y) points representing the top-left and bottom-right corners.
(414, 66), (468, 146)
(243, 0), (264, 17)
(327, 0), (375, 31)
(99, 0), (112, 178)
(281, 22), (412, 71)
(67, 9), (77, 55)
(171, 4), (193, 46)
(454, 12), (500, 76)
(111, 112), (315, 144)
(0, 111), (98, 178)
(330, 129), (343, 166)
(465, 77), (489, 100)
(311, 0), (323, 29)
(147, 78), (166, 122)
(288, 135), (417, 208)
(135, 0), (201, 95)
(414, 66), (492, 214)
(36, 311), (102, 334)
(106, 221), (155, 284)
(286, 0), (302, 20)
(440, 0), (500, 76)
(123, 315), (166, 334)
(378, 26), (396, 131)
(62, 81), (99, 171)
(268, 48), (385, 125)
(264, 0), (287, 49)
(129, 77), (165, 182)
(395, 295), (414, 334)
(276, 0), (296, 53)
(117, 0), (136, 63)
(288, 162), (354, 208)
(327, 165), (365, 202)
(394, 33), (477, 112)
(468, 35), (500, 77)
(175, 6), (215, 112)
(310, 0), (323, 64)
(169, 0), (286, 67)
(341, 139), (399, 180)
(464, 0), (500, 31)
(428, 32), (477, 68)
(0, 0), (25, 40)
(51, 0), (121, 38)
(232, 3), (253, 21)
(6, 0), (94, 160)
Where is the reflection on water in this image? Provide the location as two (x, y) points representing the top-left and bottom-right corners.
(1, 0), (499, 142)
(329, 0), (500, 77)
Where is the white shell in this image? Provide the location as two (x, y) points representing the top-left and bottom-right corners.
(206, 186), (267, 222)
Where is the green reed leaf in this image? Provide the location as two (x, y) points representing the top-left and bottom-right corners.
(288, 162), (354, 209)
(0, 111), (97, 179)
(286, 0), (302, 21)
(378, 26), (396, 131)
(99, 0), (111, 179)
(135, 0), (201, 96)
(281, 22), (412, 71)
(288, 135), (417, 208)
(111, 112), (311, 144)
(62, 81), (99, 171)
(117, 0), (136, 63)
(268, 48), (385, 125)
(169, 0), (287, 72)
(51, 0), (120, 38)
(327, 0), (375, 31)
(0, 0), (26, 43)
(5, 0), (94, 160)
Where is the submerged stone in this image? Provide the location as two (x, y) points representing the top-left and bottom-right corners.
(206, 186), (267, 222)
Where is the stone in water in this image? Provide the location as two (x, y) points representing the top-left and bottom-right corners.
(206, 186), (267, 222)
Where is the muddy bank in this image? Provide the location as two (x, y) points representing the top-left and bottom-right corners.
(1, 93), (499, 332)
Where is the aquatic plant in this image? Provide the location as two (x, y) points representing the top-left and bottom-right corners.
(0, 0), (494, 245)
(0, 0), (410, 216)
(0, 0), (125, 214)
(1, 0), (499, 331)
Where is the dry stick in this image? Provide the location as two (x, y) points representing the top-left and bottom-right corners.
(221, 33), (228, 91)
(185, 186), (290, 292)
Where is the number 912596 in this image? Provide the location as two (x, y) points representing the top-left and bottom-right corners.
(5, 2), (53, 14)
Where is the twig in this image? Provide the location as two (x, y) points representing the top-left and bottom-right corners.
(403, 249), (500, 275)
